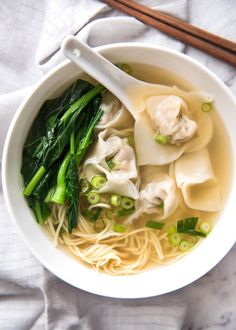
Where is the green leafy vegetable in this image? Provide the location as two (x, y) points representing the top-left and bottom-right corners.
(21, 79), (105, 230)
(177, 217), (207, 237)
(81, 208), (102, 222)
(65, 156), (80, 233)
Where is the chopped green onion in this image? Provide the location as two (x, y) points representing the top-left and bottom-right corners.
(188, 235), (198, 247)
(91, 175), (107, 189)
(145, 221), (165, 230)
(159, 201), (164, 209)
(121, 197), (134, 210)
(154, 134), (170, 145)
(113, 223), (127, 233)
(179, 240), (190, 252)
(117, 63), (132, 74)
(167, 225), (176, 235)
(110, 194), (122, 206)
(107, 159), (115, 170)
(117, 208), (135, 217)
(199, 221), (211, 234)
(127, 135), (134, 146)
(168, 233), (182, 246)
(87, 191), (100, 204)
(80, 178), (92, 194)
(94, 218), (106, 233)
(104, 209), (113, 220)
(81, 208), (102, 222)
(201, 102), (213, 112)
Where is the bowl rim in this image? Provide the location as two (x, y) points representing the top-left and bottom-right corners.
(2, 42), (236, 299)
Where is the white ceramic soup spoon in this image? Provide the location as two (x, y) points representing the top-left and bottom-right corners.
(61, 36), (173, 120)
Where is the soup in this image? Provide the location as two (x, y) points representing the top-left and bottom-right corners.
(21, 63), (232, 275)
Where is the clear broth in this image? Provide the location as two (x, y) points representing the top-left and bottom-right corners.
(129, 62), (233, 226)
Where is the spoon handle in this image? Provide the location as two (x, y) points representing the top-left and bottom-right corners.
(61, 36), (137, 113)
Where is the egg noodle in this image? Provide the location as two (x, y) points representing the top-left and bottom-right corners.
(45, 202), (196, 275)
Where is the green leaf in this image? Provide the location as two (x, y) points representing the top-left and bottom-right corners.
(21, 79), (93, 185)
(177, 217), (207, 237)
(81, 208), (102, 222)
(65, 156), (79, 233)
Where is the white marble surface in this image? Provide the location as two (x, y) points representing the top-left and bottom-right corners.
(0, 0), (235, 329)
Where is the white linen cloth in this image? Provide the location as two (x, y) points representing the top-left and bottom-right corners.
(0, 1), (235, 329)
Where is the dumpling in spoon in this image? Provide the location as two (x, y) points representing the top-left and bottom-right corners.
(147, 95), (197, 145)
(135, 91), (213, 166)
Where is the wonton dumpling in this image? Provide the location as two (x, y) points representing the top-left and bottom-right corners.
(175, 148), (221, 211)
(82, 129), (139, 199)
(96, 92), (133, 130)
(127, 172), (178, 222)
(147, 95), (197, 144)
(104, 135), (137, 181)
(135, 91), (213, 166)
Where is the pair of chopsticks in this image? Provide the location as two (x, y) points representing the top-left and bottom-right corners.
(101, 0), (236, 67)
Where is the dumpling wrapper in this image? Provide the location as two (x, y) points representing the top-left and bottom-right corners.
(127, 166), (178, 223)
(135, 92), (213, 165)
(82, 129), (139, 199)
(146, 95), (197, 144)
(96, 92), (133, 130)
(174, 148), (221, 211)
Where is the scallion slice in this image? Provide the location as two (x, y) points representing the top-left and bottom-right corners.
(145, 221), (165, 230)
(116, 63), (132, 74)
(87, 191), (100, 204)
(127, 135), (134, 146)
(154, 134), (170, 145)
(107, 159), (115, 170)
(121, 197), (134, 210)
(113, 223), (127, 233)
(117, 208), (135, 217)
(167, 225), (176, 235)
(168, 233), (182, 246)
(91, 175), (107, 190)
(179, 240), (190, 252)
(199, 221), (211, 234)
(201, 102), (213, 112)
(110, 194), (122, 206)
(80, 178), (92, 194)
(159, 201), (164, 209)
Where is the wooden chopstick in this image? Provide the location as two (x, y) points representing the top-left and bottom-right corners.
(102, 0), (236, 67)
(111, 0), (236, 53)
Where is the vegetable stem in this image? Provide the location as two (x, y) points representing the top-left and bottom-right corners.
(23, 165), (46, 196)
(34, 200), (45, 225)
(60, 84), (105, 125)
(51, 152), (71, 204)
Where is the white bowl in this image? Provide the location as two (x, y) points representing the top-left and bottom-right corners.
(2, 43), (236, 298)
